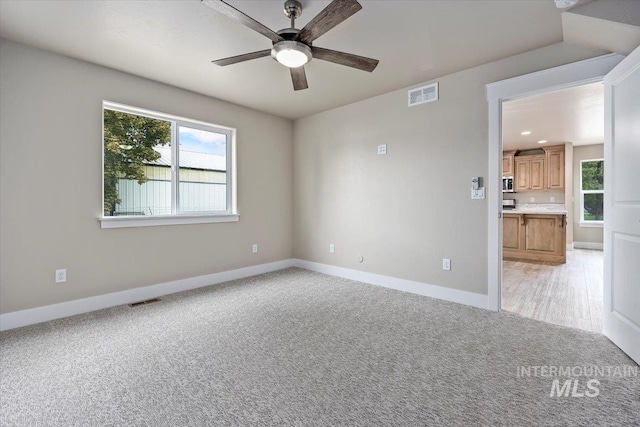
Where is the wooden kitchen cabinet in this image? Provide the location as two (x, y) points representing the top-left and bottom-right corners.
(514, 155), (545, 192)
(502, 150), (517, 177)
(503, 215), (521, 250)
(543, 145), (565, 190)
(503, 214), (566, 263)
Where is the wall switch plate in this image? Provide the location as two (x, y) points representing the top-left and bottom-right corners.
(377, 144), (387, 155)
(471, 187), (485, 199)
(442, 259), (451, 271)
(55, 269), (67, 283)
(252, 244), (258, 253)
(329, 244), (335, 253)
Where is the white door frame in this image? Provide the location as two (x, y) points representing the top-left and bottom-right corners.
(485, 53), (624, 311)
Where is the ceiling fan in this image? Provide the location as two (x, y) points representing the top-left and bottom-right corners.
(202, 0), (379, 91)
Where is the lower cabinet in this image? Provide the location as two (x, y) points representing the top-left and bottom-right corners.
(503, 214), (566, 263)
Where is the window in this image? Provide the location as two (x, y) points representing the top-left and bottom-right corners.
(101, 102), (237, 228)
(580, 159), (604, 226)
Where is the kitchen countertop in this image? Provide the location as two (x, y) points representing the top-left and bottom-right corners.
(502, 203), (567, 215)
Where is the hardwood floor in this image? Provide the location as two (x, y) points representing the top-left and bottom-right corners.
(502, 249), (603, 333)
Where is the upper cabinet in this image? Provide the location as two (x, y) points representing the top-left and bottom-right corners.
(543, 145), (565, 190)
(515, 155), (545, 191)
(502, 150), (517, 176)
(507, 144), (565, 192)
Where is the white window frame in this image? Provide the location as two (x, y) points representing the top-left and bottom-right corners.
(579, 158), (604, 228)
(100, 101), (238, 229)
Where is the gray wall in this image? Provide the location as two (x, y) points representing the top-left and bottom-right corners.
(0, 40), (294, 314)
(573, 143), (604, 245)
(293, 42), (606, 296)
(0, 39), (608, 315)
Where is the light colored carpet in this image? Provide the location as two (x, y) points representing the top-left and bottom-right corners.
(1, 268), (638, 426)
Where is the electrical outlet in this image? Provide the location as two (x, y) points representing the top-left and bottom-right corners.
(55, 269), (67, 283)
(550, 196), (555, 203)
(442, 259), (451, 271)
(377, 144), (387, 155)
(530, 197), (535, 203)
(252, 244), (258, 253)
(329, 244), (335, 253)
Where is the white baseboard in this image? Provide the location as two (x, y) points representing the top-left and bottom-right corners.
(1, 258), (490, 332)
(567, 243), (574, 251)
(293, 259), (488, 310)
(573, 241), (604, 250)
(0, 259), (295, 332)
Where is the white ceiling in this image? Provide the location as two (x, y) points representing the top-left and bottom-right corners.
(0, 0), (568, 120)
(502, 82), (604, 151)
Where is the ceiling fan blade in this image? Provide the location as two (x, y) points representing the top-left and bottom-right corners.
(296, 0), (362, 44)
(212, 49), (272, 66)
(290, 66), (309, 91)
(202, 0), (283, 43)
(311, 47), (379, 72)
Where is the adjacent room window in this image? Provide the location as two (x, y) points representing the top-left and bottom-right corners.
(580, 159), (604, 224)
(102, 102), (236, 227)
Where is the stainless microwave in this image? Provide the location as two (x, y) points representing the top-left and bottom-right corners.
(503, 176), (514, 193)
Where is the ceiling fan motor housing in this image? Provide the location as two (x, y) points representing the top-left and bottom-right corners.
(276, 27), (301, 41)
(274, 1), (310, 68)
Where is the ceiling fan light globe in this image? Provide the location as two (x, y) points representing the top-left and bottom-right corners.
(276, 50), (309, 68)
(271, 41), (312, 68)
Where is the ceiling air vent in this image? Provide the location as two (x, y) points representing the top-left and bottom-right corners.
(408, 82), (438, 107)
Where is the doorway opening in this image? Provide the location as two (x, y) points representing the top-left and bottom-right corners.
(488, 49), (640, 365)
(499, 83), (605, 332)
(485, 54), (624, 308)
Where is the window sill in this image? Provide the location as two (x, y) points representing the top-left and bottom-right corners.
(100, 214), (239, 229)
(579, 221), (603, 228)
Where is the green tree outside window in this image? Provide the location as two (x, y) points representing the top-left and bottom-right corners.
(581, 160), (604, 221)
(103, 110), (171, 216)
